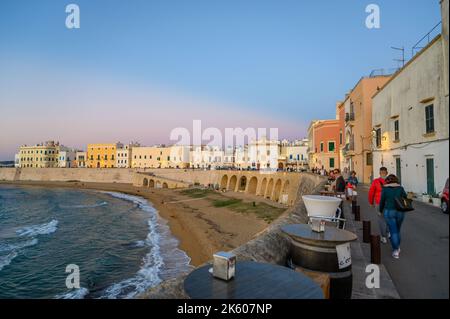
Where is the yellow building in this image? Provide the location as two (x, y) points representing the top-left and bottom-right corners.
(131, 146), (173, 168)
(87, 143), (123, 168)
(19, 141), (59, 168)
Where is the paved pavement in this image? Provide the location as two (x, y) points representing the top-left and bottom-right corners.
(354, 185), (449, 299)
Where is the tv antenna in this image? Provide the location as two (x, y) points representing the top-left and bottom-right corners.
(391, 46), (405, 68)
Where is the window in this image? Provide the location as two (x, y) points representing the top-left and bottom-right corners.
(366, 153), (373, 166)
(375, 128), (382, 148)
(328, 141), (335, 152)
(425, 104), (434, 133)
(394, 120), (400, 141)
(329, 158), (335, 168)
(320, 142), (324, 152)
(339, 130), (343, 145)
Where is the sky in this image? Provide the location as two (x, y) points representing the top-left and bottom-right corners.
(0, 0), (443, 160)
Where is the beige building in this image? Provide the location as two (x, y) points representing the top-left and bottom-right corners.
(372, 0), (449, 195)
(131, 145), (190, 169)
(338, 75), (391, 183)
(19, 141), (60, 168)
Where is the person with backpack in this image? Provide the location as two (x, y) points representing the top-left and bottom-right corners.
(379, 174), (408, 259)
(369, 167), (389, 243)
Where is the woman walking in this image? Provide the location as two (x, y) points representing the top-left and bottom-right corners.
(379, 174), (408, 259)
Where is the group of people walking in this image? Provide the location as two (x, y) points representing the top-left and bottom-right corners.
(317, 165), (409, 259)
(369, 167), (409, 259)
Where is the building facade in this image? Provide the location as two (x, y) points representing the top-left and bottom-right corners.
(75, 151), (87, 168)
(338, 75), (391, 183)
(116, 142), (140, 168)
(280, 139), (309, 171)
(131, 146), (171, 168)
(247, 136), (281, 170)
(18, 141), (60, 168)
(87, 143), (123, 168)
(190, 145), (224, 169)
(372, 6), (449, 195)
(307, 120), (340, 172)
(58, 147), (77, 168)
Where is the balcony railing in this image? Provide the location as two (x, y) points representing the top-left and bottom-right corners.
(345, 113), (355, 122)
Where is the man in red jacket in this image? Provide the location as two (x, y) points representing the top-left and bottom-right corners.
(369, 167), (389, 243)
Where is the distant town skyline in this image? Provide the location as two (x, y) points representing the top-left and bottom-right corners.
(0, 0), (442, 160)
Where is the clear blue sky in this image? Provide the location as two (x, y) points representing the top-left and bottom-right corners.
(0, 0), (443, 160)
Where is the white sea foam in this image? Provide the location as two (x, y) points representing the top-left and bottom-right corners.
(60, 202), (108, 209)
(16, 219), (58, 237)
(98, 191), (191, 299)
(55, 287), (89, 299)
(0, 251), (18, 271)
(0, 238), (38, 253)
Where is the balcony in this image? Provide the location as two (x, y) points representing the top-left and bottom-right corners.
(342, 142), (355, 157)
(345, 112), (355, 123)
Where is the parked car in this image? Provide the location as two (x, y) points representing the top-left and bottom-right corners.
(441, 178), (449, 214)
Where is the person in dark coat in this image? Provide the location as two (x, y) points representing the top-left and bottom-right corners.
(333, 169), (346, 193)
(379, 174), (408, 259)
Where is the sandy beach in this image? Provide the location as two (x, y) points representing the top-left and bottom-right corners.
(0, 181), (286, 266)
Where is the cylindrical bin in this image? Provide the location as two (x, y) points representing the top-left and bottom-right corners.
(281, 224), (357, 299)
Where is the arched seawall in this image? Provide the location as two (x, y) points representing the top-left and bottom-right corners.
(138, 169), (304, 206)
(138, 172), (328, 299)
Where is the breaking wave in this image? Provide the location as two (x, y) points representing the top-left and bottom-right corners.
(16, 220), (58, 237)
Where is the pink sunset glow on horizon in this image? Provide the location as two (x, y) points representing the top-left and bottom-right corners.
(0, 63), (307, 160)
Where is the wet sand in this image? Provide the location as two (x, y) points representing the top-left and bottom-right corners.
(0, 181), (281, 266)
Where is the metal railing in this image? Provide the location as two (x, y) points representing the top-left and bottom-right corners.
(411, 21), (442, 57)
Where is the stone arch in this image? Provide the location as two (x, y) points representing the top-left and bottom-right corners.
(266, 178), (274, 199)
(259, 178), (267, 196)
(282, 180), (290, 195)
(149, 179), (155, 188)
(238, 176), (247, 191)
(162, 182), (168, 188)
(247, 176), (258, 195)
(143, 178), (149, 187)
(155, 180), (162, 188)
(272, 179), (282, 202)
(228, 175), (237, 191)
(220, 175), (228, 190)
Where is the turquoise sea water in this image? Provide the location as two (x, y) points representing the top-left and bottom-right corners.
(0, 185), (191, 299)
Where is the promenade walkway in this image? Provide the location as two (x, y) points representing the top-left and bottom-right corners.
(351, 185), (449, 299)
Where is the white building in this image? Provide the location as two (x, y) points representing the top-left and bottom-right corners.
(190, 145), (223, 169)
(234, 145), (249, 169)
(116, 142), (140, 168)
(14, 153), (20, 168)
(169, 145), (191, 168)
(58, 146), (77, 168)
(76, 151), (87, 168)
(281, 139), (309, 171)
(247, 136), (281, 170)
(372, 4), (449, 195)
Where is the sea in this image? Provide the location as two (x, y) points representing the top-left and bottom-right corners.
(0, 184), (192, 299)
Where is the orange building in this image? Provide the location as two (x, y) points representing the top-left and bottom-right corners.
(307, 119), (341, 171)
(87, 143), (123, 168)
(338, 75), (391, 183)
